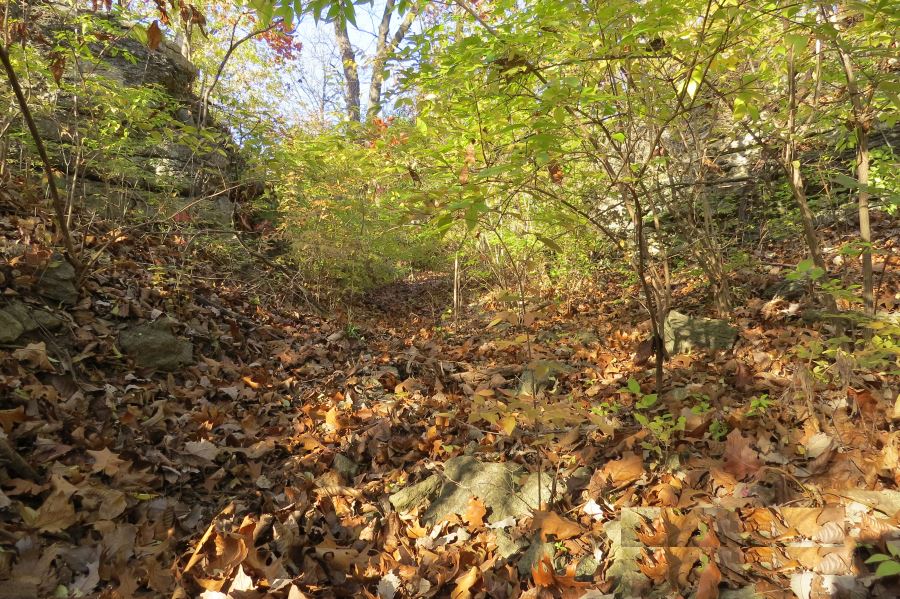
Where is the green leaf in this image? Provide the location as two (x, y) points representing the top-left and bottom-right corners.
(866, 554), (893, 564)
(627, 378), (641, 394)
(535, 234), (563, 253)
(785, 33), (808, 54)
(874, 560), (900, 578)
(612, 132), (626, 143)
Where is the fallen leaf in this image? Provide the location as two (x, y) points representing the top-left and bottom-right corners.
(451, 565), (479, 599)
(533, 510), (583, 541)
(695, 559), (721, 599)
(463, 497), (487, 530)
(87, 447), (127, 476)
(723, 429), (762, 480)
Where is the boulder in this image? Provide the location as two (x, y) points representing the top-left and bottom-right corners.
(764, 278), (806, 301)
(35, 258), (78, 306)
(3, 301), (64, 333)
(387, 456), (555, 525)
(664, 310), (737, 355)
(119, 318), (193, 371)
(0, 310), (25, 343)
(388, 474), (442, 513)
(332, 454), (358, 482)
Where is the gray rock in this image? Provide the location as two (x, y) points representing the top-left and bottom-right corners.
(119, 318), (193, 371)
(31, 309), (64, 331)
(36, 258), (78, 306)
(388, 474), (442, 513)
(765, 278), (806, 301)
(4, 301), (36, 331)
(518, 360), (568, 397)
(3, 301), (63, 333)
(494, 528), (528, 559)
(575, 554), (599, 579)
(664, 310), (737, 355)
(423, 456), (554, 524)
(0, 310), (25, 343)
(332, 454), (358, 482)
(516, 534), (554, 576)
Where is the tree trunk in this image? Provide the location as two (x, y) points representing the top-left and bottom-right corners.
(367, 1), (418, 120)
(832, 32), (873, 316)
(334, 17), (361, 122)
(784, 35), (827, 273)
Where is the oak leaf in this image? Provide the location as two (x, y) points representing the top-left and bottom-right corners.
(533, 510), (582, 541)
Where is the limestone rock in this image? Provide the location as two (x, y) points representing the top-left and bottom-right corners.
(0, 310), (25, 343)
(36, 258), (78, 306)
(119, 318), (193, 371)
(765, 278), (806, 301)
(664, 310), (737, 355)
(332, 454), (358, 482)
(388, 474), (442, 513)
(422, 456), (554, 524)
(516, 534), (553, 576)
(3, 301), (64, 333)
(494, 529), (529, 559)
(575, 554), (599, 579)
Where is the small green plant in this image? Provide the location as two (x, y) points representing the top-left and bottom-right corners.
(590, 400), (619, 418)
(346, 323), (363, 340)
(634, 412), (686, 457)
(621, 378), (658, 409)
(621, 378), (685, 457)
(709, 419), (729, 441)
(747, 393), (772, 417)
(691, 394), (712, 415)
(865, 540), (900, 578)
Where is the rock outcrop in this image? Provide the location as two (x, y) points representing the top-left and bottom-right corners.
(664, 310), (738, 355)
(6, 1), (249, 224)
(119, 318), (194, 371)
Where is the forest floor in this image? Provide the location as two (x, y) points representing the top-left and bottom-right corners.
(1, 194), (899, 599)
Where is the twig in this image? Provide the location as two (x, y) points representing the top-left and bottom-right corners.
(0, 41), (82, 273)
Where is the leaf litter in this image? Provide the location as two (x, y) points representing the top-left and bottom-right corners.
(0, 207), (898, 598)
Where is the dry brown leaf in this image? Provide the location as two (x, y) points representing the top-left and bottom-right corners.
(590, 452), (644, 496)
(13, 342), (53, 370)
(695, 559), (721, 599)
(87, 447), (128, 476)
(451, 566), (479, 599)
(723, 429), (762, 480)
(532, 554), (556, 588)
(463, 497), (487, 530)
(29, 487), (78, 532)
(534, 510), (583, 541)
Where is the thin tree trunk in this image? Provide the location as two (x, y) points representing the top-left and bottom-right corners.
(367, 0), (418, 120)
(832, 30), (873, 315)
(0, 41), (82, 272)
(334, 17), (360, 122)
(784, 34), (827, 273)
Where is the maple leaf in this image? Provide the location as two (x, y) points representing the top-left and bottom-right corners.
(723, 429), (761, 480)
(87, 447), (127, 476)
